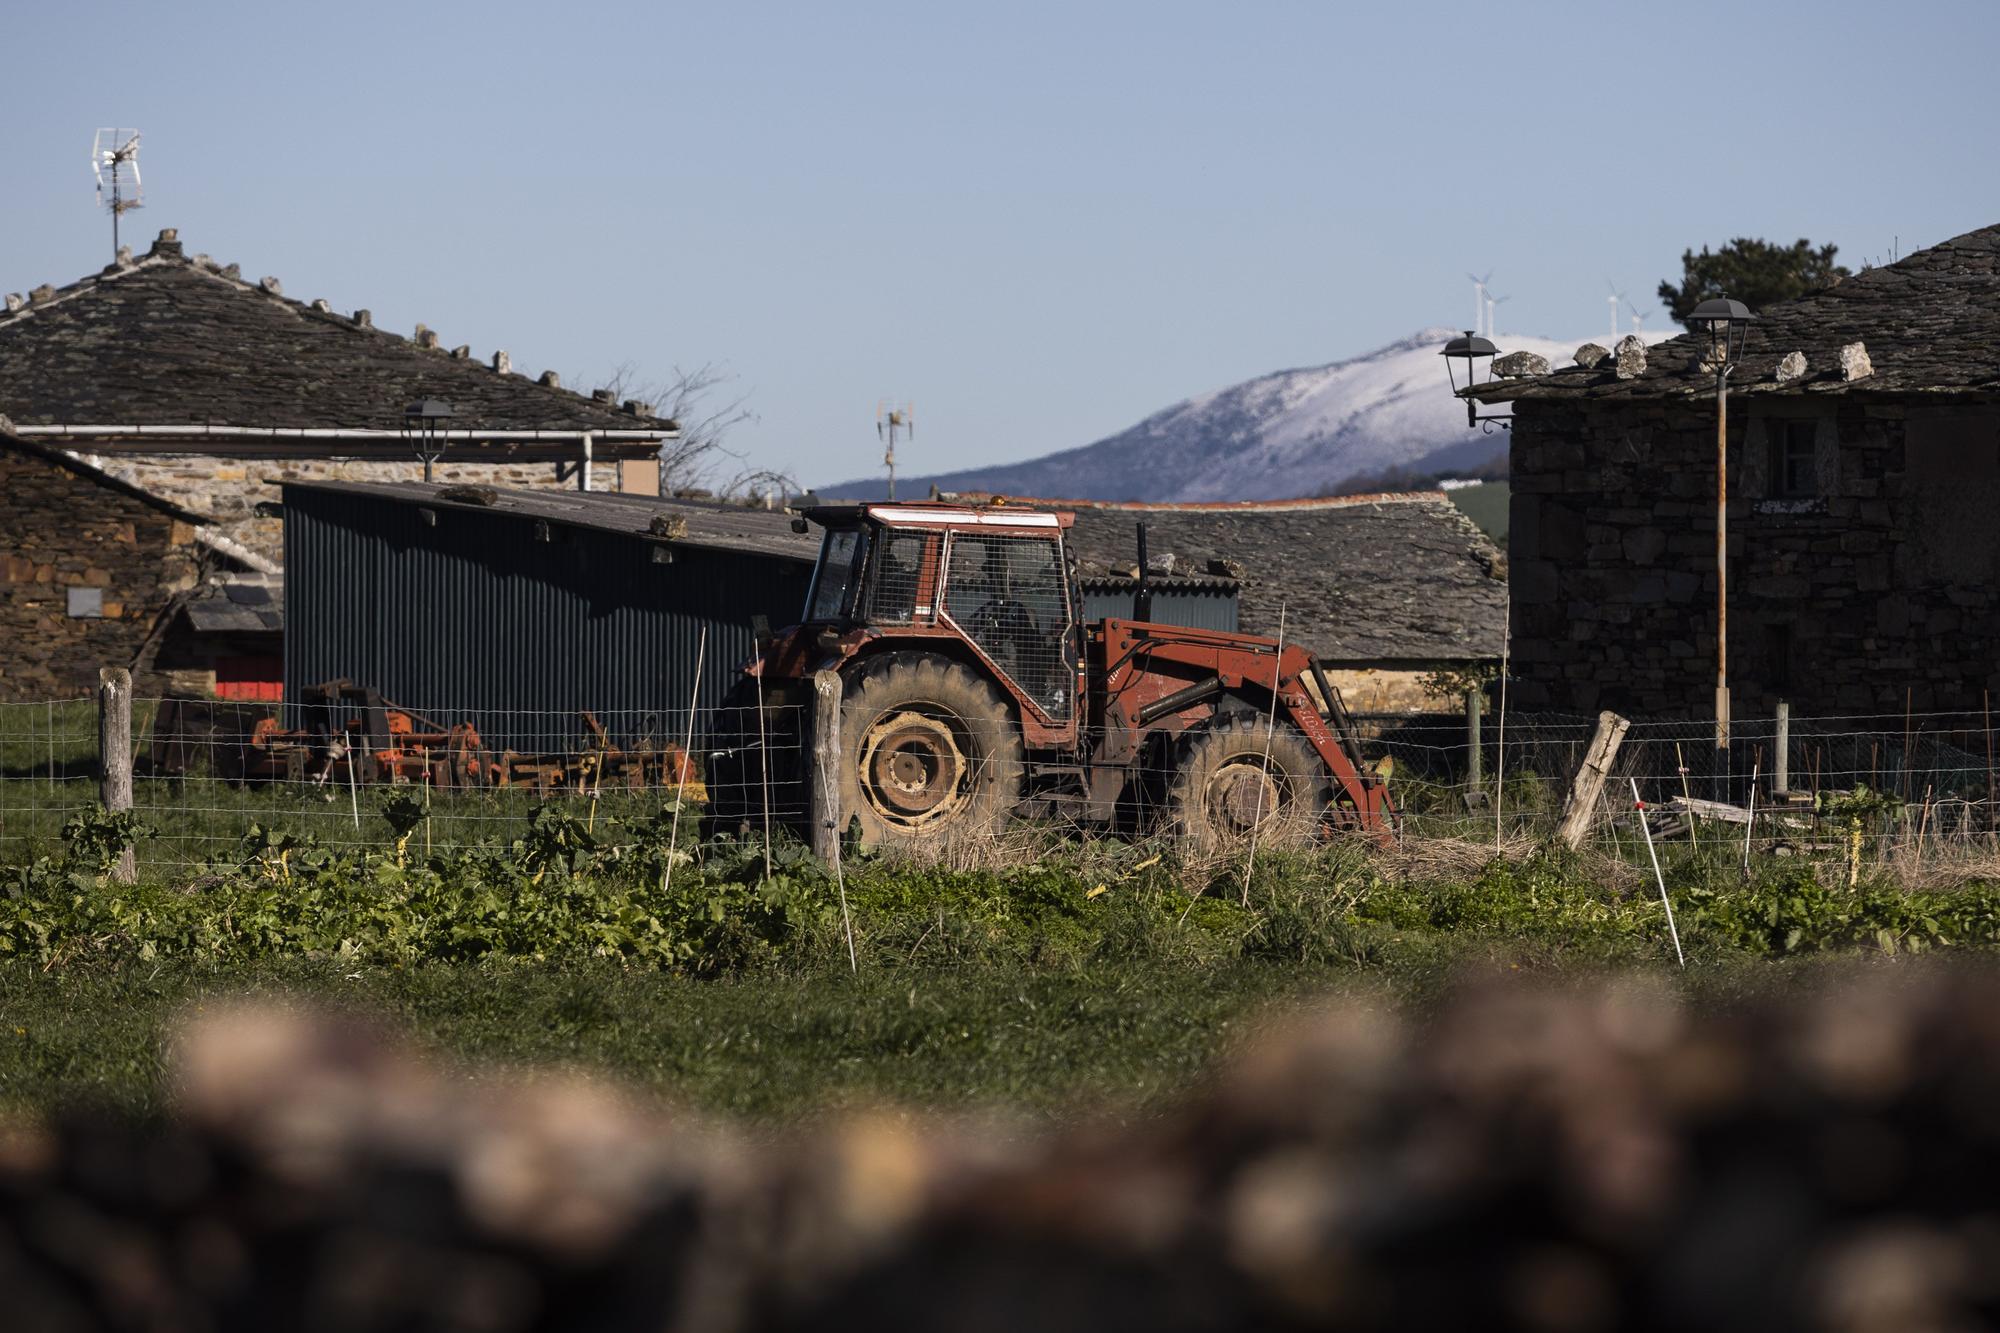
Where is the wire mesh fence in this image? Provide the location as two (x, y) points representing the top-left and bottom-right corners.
(4, 691), (1999, 877)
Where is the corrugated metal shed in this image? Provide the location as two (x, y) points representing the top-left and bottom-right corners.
(281, 482), (817, 750)
(1077, 575), (1239, 632)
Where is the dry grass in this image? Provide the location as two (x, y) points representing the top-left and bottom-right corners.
(1367, 831), (1536, 882)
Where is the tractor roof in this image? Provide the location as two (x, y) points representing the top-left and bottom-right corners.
(803, 501), (1072, 531)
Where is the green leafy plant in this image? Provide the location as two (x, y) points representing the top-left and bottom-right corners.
(60, 806), (154, 879)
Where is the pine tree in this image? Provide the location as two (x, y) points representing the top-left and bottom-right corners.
(1657, 238), (1851, 326)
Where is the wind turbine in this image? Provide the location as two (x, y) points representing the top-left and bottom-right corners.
(1467, 271), (1493, 336)
(1485, 292), (1511, 339)
(1605, 281), (1626, 343)
(1626, 299), (1653, 336)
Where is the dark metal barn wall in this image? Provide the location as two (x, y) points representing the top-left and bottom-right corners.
(283, 490), (811, 750)
(1078, 581), (1239, 633)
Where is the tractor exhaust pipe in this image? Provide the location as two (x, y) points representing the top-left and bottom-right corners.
(1134, 522), (1154, 623)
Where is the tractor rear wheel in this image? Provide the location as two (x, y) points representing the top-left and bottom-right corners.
(840, 656), (1024, 848)
(1166, 715), (1329, 852)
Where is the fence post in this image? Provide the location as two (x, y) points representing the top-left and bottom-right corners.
(810, 669), (843, 862)
(1774, 700), (1790, 796)
(97, 667), (135, 885)
(1555, 710), (1630, 850)
(1465, 688), (1483, 790)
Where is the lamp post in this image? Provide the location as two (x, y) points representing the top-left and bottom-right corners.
(1684, 297), (1758, 766)
(1438, 331), (1510, 430)
(404, 399), (454, 483)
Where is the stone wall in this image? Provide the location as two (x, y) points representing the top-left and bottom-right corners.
(1508, 394), (2000, 718)
(1323, 666), (1447, 714)
(0, 450), (210, 701)
(83, 454), (632, 563)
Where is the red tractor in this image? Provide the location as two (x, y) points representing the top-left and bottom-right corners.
(709, 500), (1395, 848)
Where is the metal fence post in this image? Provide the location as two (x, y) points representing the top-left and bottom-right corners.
(810, 670), (843, 862)
(98, 667), (135, 884)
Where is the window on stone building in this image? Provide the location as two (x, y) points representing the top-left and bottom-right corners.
(1767, 421), (1818, 499)
(66, 587), (104, 619)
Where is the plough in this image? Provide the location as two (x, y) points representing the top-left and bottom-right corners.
(149, 680), (703, 798)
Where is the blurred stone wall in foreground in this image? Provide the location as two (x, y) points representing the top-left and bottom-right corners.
(4, 966), (1998, 1331)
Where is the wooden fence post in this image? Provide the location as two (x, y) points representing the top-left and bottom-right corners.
(810, 670), (843, 862)
(1774, 700), (1791, 796)
(1555, 710), (1630, 850)
(1465, 688), (1483, 790)
(98, 667), (135, 884)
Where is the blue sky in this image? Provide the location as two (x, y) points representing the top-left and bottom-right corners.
(2, 0), (1993, 487)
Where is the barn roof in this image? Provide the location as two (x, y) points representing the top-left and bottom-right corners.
(1471, 221), (2000, 404)
(948, 491), (1506, 664)
(278, 480), (823, 563)
(0, 229), (675, 452)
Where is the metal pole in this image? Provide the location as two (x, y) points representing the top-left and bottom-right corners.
(1715, 365), (1730, 763)
(1630, 777), (1686, 969)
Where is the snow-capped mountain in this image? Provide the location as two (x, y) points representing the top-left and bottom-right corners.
(820, 327), (1673, 503)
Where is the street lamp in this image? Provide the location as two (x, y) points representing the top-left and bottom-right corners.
(403, 399), (454, 483)
(1685, 297), (1758, 764)
(1438, 331), (1512, 430)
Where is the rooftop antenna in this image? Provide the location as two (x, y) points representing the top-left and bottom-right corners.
(877, 400), (913, 501)
(1485, 292), (1510, 340)
(1605, 280), (1626, 343)
(1466, 271), (1493, 337)
(1626, 299), (1653, 336)
(91, 129), (144, 261)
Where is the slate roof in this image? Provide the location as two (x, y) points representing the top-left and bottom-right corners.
(0, 421), (211, 524)
(278, 480), (823, 563)
(1472, 222), (2000, 404)
(184, 574), (284, 634)
(0, 230), (675, 445)
(948, 492), (1507, 663)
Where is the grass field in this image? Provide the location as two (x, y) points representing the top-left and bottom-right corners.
(8, 707), (2000, 1122)
(5, 808), (1999, 1121)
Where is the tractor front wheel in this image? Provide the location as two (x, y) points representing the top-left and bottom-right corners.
(840, 657), (1024, 848)
(1166, 716), (1329, 852)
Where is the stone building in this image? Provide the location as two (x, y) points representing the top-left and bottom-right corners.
(0, 425), (257, 700)
(0, 228), (681, 565)
(1469, 222), (2000, 720)
(945, 491), (1508, 712)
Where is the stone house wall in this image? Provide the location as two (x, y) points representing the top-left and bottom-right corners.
(1508, 394), (2000, 719)
(0, 450), (211, 701)
(83, 455), (629, 564)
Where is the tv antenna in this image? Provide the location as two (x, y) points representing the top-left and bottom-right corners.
(877, 401), (914, 501)
(1626, 299), (1653, 336)
(1605, 280), (1627, 342)
(1466, 271), (1493, 337)
(92, 129), (145, 260)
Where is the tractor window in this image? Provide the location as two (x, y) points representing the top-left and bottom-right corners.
(864, 529), (934, 624)
(943, 533), (1073, 719)
(806, 529), (866, 621)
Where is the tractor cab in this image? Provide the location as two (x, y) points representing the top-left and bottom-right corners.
(797, 503), (1080, 726)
